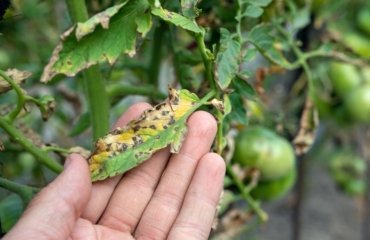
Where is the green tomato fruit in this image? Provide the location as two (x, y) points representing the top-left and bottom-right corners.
(330, 151), (366, 193)
(343, 33), (370, 59)
(250, 168), (297, 201)
(233, 127), (295, 180)
(357, 8), (370, 36)
(344, 85), (370, 123)
(329, 62), (361, 96)
(343, 180), (366, 196)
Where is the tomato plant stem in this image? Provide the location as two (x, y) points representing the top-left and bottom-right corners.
(226, 165), (268, 222)
(0, 70), (25, 122)
(0, 117), (63, 173)
(148, 23), (164, 86)
(66, 0), (110, 141)
(0, 177), (39, 205)
(107, 83), (166, 101)
(194, 33), (216, 90)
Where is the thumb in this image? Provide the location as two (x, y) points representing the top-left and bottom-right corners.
(4, 154), (92, 240)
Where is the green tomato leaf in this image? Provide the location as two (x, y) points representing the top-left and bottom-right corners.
(41, 0), (151, 82)
(243, 5), (264, 18)
(89, 88), (214, 181)
(151, 7), (203, 34)
(215, 28), (241, 90)
(0, 194), (23, 233)
(241, 0), (272, 7)
(232, 76), (256, 99)
(181, 0), (201, 19)
(243, 47), (257, 62)
(225, 92), (248, 125)
(248, 24), (291, 68)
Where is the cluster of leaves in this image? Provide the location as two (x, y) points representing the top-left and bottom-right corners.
(1, 0), (370, 238)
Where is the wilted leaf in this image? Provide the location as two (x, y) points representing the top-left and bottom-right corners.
(151, 7), (203, 34)
(181, 0), (200, 19)
(215, 28), (241, 90)
(248, 24), (291, 68)
(41, 0), (152, 82)
(0, 69), (31, 94)
(75, 2), (126, 40)
(89, 88), (213, 181)
(223, 94), (232, 116)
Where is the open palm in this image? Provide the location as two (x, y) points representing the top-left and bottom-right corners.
(4, 103), (225, 240)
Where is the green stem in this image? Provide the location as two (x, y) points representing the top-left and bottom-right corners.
(66, 0), (110, 141)
(274, 23), (313, 85)
(168, 27), (192, 89)
(226, 165), (268, 222)
(194, 33), (216, 90)
(107, 83), (166, 101)
(42, 146), (70, 154)
(83, 68), (110, 140)
(148, 23), (164, 86)
(216, 110), (224, 154)
(0, 177), (39, 204)
(0, 70), (26, 122)
(236, 0), (243, 40)
(0, 117), (63, 173)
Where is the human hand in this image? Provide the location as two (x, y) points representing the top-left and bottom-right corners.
(3, 103), (225, 240)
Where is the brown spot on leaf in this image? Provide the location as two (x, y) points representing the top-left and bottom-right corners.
(161, 110), (170, 116)
(168, 116), (175, 125)
(111, 128), (123, 135)
(133, 125), (140, 132)
(155, 103), (165, 110)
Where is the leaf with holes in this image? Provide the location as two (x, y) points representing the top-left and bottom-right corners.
(89, 88), (214, 181)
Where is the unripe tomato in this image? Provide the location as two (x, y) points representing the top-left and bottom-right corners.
(250, 167), (296, 201)
(330, 151), (366, 196)
(233, 127), (295, 180)
(343, 33), (370, 59)
(329, 62), (361, 96)
(344, 84), (370, 123)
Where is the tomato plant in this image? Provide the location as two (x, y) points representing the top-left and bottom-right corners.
(1, 0), (370, 238)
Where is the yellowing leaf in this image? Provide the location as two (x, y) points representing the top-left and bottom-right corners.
(88, 88), (214, 181)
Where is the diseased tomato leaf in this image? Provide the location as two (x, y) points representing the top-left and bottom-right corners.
(0, 69), (31, 94)
(181, 0), (201, 19)
(151, 6), (203, 34)
(41, 0), (152, 82)
(88, 88), (214, 181)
